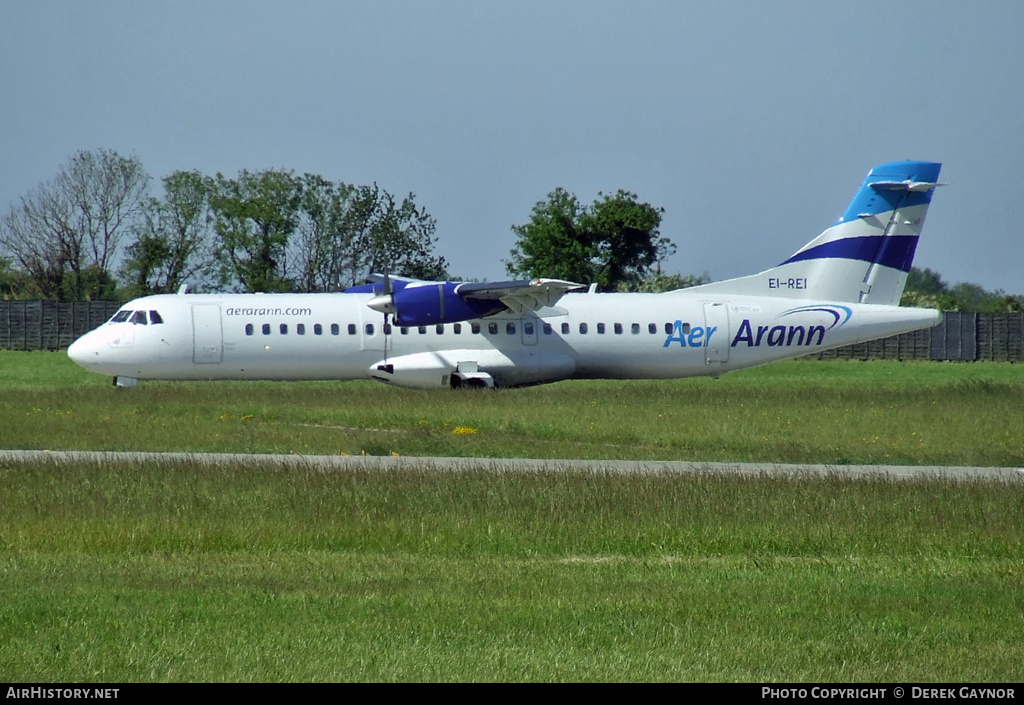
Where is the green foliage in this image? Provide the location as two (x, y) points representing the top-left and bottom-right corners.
(624, 270), (711, 293)
(291, 174), (354, 292)
(506, 189), (670, 291)
(902, 266), (1024, 312)
(208, 169), (302, 293)
(58, 265), (119, 301)
(175, 170), (450, 294)
(292, 178), (449, 291)
(0, 257), (33, 299)
(0, 149), (149, 300)
(906, 266), (947, 296)
(122, 171), (216, 296)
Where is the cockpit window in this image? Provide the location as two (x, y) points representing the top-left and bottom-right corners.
(130, 310), (148, 325)
(111, 310), (132, 323)
(149, 310), (163, 324)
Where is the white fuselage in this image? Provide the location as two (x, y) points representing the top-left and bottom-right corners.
(67, 290), (942, 389)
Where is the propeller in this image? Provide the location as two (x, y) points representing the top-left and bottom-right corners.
(367, 273), (397, 318)
(371, 274), (394, 368)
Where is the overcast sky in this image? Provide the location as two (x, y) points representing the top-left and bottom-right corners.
(2, 1), (1021, 293)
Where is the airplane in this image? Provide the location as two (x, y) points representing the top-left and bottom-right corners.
(68, 160), (945, 389)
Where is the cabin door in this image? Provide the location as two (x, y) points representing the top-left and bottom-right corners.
(702, 302), (730, 364)
(192, 304), (223, 364)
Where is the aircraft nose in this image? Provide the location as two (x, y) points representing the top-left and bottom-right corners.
(67, 334), (100, 368)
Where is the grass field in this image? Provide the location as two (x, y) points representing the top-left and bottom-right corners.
(1, 351), (1023, 466)
(2, 461), (1022, 682)
(1, 351), (1022, 681)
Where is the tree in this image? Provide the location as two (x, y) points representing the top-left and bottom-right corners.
(0, 149), (149, 299)
(208, 169), (301, 292)
(122, 170), (216, 296)
(625, 271), (711, 293)
(290, 179), (449, 291)
(900, 266), (1024, 312)
(0, 257), (32, 299)
(506, 189), (669, 291)
(290, 174), (354, 293)
(905, 267), (947, 296)
(359, 186), (449, 283)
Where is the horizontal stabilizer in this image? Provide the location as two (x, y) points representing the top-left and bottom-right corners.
(869, 180), (945, 192)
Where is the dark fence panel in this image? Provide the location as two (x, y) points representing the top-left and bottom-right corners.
(0, 300), (121, 351)
(820, 312), (1022, 362)
(930, 312), (977, 361)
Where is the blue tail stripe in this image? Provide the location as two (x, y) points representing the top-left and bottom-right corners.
(780, 235), (919, 272)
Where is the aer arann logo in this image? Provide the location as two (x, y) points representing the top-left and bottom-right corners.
(730, 305), (852, 348)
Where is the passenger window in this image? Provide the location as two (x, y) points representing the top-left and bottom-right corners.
(314, 324), (322, 335)
(543, 323), (552, 335)
(262, 324), (271, 335)
(561, 322), (569, 334)
(348, 324), (357, 335)
(384, 323), (392, 335)
(297, 324), (305, 335)
(471, 323), (481, 334)
(579, 323), (588, 334)
(506, 322), (516, 335)
(631, 323), (640, 334)
(648, 323), (657, 334)
(401, 327), (409, 335)
(597, 323), (605, 334)
(111, 310), (131, 323)
(149, 311), (163, 324)
(453, 323), (462, 334)
(418, 326), (427, 334)
(245, 324), (254, 336)
(487, 322), (498, 335)
(280, 324), (288, 335)
(130, 311), (148, 325)
(664, 322), (673, 334)
(614, 323), (623, 335)
(436, 324), (444, 334)
(524, 322), (535, 335)
(681, 323), (691, 334)
(331, 324), (339, 335)
(365, 324), (375, 335)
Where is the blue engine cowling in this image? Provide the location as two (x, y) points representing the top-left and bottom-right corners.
(390, 283), (504, 327)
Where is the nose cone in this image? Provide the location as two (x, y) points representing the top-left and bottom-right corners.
(367, 294), (395, 315)
(67, 334), (100, 370)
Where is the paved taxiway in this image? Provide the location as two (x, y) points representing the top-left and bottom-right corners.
(0, 450), (1021, 481)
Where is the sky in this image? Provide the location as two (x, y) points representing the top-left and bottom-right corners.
(2, 1), (1022, 293)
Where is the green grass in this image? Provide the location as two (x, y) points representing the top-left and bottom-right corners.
(1, 351), (1022, 466)
(1, 461), (1022, 682)
(1, 352), (1022, 681)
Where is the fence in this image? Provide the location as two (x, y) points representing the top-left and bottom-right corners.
(0, 301), (122, 351)
(815, 312), (1022, 362)
(1, 301), (1022, 362)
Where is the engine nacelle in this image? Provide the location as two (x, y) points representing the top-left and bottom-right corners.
(390, 283), (503, 327)
(369, 349), (576, 389)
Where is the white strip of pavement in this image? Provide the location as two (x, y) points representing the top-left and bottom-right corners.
(1, 450), (1022, 481)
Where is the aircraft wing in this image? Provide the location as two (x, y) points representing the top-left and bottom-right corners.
(455, 278), (584, 314)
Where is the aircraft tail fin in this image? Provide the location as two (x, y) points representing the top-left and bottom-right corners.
(689, 161), (943, 305)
